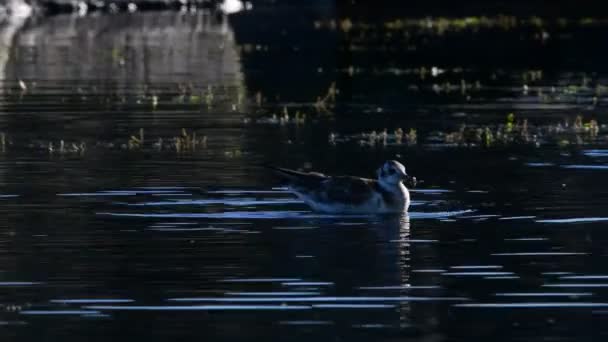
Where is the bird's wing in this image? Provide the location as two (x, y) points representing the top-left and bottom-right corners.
(316, 176), (378, 205)
(268, 167), (382, 206)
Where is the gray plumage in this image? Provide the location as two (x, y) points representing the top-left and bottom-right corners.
(268, 160), (416, 213)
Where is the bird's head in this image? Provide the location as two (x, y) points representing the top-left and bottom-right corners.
(376, 160), (417, 188)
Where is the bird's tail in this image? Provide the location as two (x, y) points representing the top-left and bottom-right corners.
(263, 165), (306, 182)
(262, 164), (327, 186)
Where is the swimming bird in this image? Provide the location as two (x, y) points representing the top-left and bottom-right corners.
(268, 160), (416, 213)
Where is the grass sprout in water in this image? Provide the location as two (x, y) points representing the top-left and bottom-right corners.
(329, 114), (603, 148)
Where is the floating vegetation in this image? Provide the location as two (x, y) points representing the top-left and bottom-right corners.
(128, 128), (145, 150)
(48, 140), (87, 156)
(224, 149), (243, 158)
(244, 82), (337, 125)
(205, 85), (214, 107)
(329, 114), (604, 149)
(0, 128), (211, 158)
(314, 16), (608, 35)
(8, 81), (249, 113)
(330, 128), (418, 147)
(174, 128), (207, 153)
(429, 115), (601, 148)
(151, 95), (159, 109)
(314, 82), (337, 114)
(0, 112), (604, 158)
(246, 107), (308, 125)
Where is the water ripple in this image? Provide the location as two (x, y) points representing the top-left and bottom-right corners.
(312, 304), (395, 309)
(495, 292), (593, 297)
(0, 282), (42, 286)
(127, 199), (303, 207)
(536, 217), (608, 224)
(583, 150), (608, 157)
(225, 292), (321, 296)
(84, 305), (311, 311)
(98, 210), (474, 220)
(442, 272), (513, 276)
(561, 165), (608, 170)
(219, 278), (301, 283)
(279, 320), (334, 325)
(455, 303), (608, 308)
(49, 299), (135, 304)
(167, 296), (467, 303)
(492, 252), (587, 256)
(544, 284), (608, 288)
(20, 310), (101, 315)
(450, 265), (503, 269)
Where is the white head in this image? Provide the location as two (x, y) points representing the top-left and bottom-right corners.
(376, 160), (416, 188)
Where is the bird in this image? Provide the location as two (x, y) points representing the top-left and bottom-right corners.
(268, 160), (416, 214)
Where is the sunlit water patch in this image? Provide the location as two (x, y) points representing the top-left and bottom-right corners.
(561, 165), (608, 170)
(583, 149), (608, 157)
(561, 275), (608, 280)
(0, 282), (42, 286)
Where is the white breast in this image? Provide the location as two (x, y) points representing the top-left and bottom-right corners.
(295, 186), (410, 214)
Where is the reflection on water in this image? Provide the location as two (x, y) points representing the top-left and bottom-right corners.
(7, 12), (243, 85)
(1, 4), (608, 342)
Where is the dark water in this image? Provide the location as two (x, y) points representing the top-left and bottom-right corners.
(1, 5), (608, 341)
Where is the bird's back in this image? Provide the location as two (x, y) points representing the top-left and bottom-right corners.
(267, 165), (408, 213)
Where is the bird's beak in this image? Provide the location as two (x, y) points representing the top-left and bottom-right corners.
(403, 174), (417, 188)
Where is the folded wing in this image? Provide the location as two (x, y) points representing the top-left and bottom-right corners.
(319, 176), (378, 205)
(268, 166), (380, 207)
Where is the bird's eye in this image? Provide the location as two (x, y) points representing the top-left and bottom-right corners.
(387, 168), (395, 174)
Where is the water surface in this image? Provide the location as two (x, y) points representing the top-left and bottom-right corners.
(1, 5), (608, 342)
